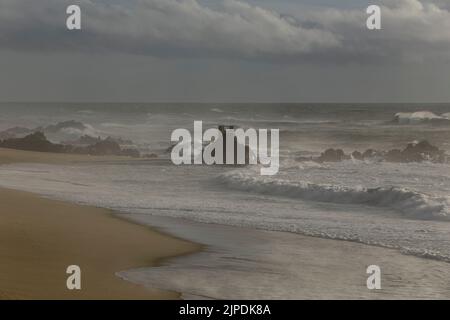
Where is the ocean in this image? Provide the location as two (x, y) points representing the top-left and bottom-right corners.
(1, 103), (450, 298)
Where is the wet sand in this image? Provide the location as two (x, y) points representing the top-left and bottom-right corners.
(0, 148), (200, 299)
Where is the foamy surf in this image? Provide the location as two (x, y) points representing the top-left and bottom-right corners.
(219, 169), (450, 221)
(2, 159), (450, 264)
(393, 111), (450, 125)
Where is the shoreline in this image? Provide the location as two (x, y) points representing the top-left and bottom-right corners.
(0, 147), (203, 299)
(1, 148), (450, 299)
(0, 186), (201, 299)
(122, 214), (450, 299)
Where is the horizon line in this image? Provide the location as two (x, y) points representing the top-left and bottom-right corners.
(1, 101), (450, 105)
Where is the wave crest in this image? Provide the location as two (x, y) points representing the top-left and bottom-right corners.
(393, 111), (450, 125)
(219, 170), (450, 221)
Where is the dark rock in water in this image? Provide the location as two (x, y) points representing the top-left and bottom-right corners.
(317, 148), (347, 162)
(65, 134), (102, 146)
(167, 125), (254, 164)
(85, 139), (122, 156)
(0, 132), (140, 158)
(351, 151), (363, 160)
(298, 140), (448, 164)
(0, 132), (66, 153)
(362, 149), (378, 159)
(384, 149), (403, 162)
(401, 140), (445, 162)
(0, 120), (141, 158)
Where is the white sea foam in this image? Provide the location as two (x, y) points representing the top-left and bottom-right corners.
(393, 111), (450, 125)
(219, 169), (450, 221)
(1, 160), (450, 264)
(59, 123), (98, 137)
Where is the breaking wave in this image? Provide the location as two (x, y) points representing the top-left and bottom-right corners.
(219, 170), (450, 221)
(393, 111), (450, 125)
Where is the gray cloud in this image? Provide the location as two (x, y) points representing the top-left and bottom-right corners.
(0, 0), (449, 63)
(0, 0), (340, 59)
(306, 0), (450, 62)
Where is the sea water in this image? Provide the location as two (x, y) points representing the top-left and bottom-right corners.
(1, 103), (450, 298)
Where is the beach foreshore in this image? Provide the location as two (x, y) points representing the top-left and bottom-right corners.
(0, 148), (200, 300)
(0, 187), (200, 299)
(0, 147), (138, 165)
(1, 148), (450, 300)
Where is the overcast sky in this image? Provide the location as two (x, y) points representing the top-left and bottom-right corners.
(0, 0), (449, 102)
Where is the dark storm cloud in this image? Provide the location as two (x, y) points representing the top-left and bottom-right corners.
(0, 0), (339, 59)
(0, 0), (449, 63)
(1, 0), (450, 103)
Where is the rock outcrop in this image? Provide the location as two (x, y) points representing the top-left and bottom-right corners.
(316, 148), (347, 162)
(0, 120), (140, 158)
(0, 132), (140, 158)
(297, 140), (448, 164)
(0, 132), (67, 153)
(166, 125), (254, 165)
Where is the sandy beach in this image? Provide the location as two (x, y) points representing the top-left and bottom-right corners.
(0, 187), (200, 299)
(0, 147), (135, 166)
(0, 148), (200, 300)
